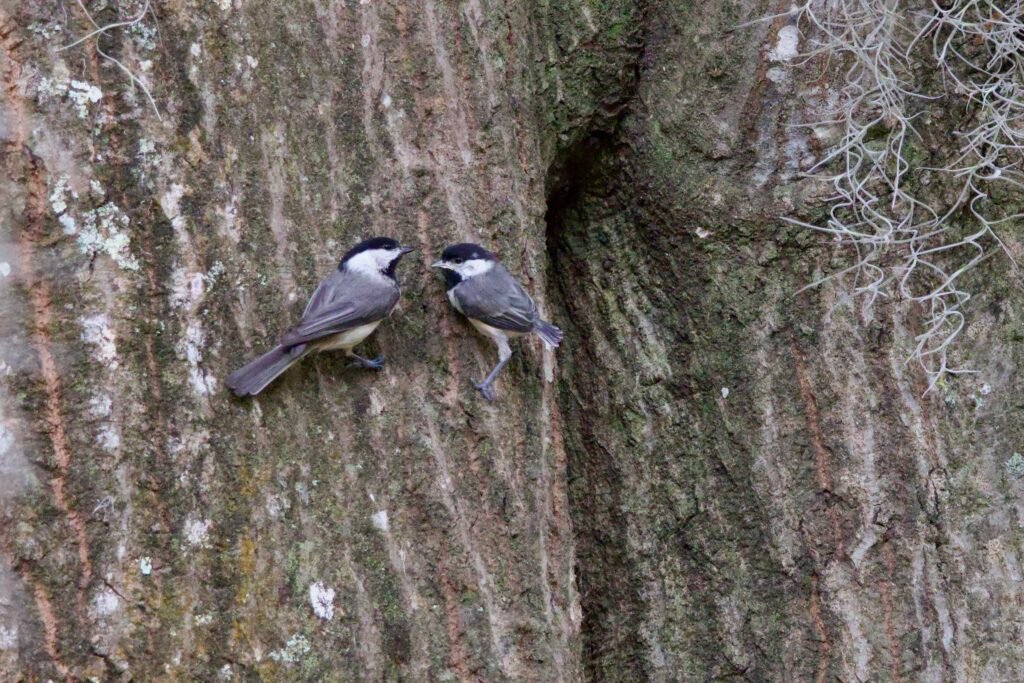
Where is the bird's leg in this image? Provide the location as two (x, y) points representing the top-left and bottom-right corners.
(475, 335), (512, 401)
(346, 350), (385, 370)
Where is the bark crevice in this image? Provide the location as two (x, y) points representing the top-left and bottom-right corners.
(544, 94), (652, 683)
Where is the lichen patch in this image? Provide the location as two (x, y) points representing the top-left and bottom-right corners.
(79, 314), (119, 368)
(183, 518), (212, 547)
(371, 510), (389, 531)
(90, 587), (121, 618)
(269, 634), (311, 663)
(769, 25), (799, 62)
(308, 581), (336, 620)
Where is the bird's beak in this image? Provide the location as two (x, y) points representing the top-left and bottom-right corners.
(431, 260), (446, 269)
(399, 245), (416, 255)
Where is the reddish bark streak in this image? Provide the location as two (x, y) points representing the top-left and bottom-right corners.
(15, 118), (94, 597)
(809, 574), (830, 683)
(791, 342), (845, 545)
(738, 15), (788, 147)
(792, 342), (830, 492)
(882, 543), (902, 683)
(439, 558), (473, 682)
(29, 581), (70, 680)
(2, 8), (92, 647)
(1, 544), (70, 680)
(792, 341), (839, 681)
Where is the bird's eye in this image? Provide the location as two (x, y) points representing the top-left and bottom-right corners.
(453, 257), (463, 264)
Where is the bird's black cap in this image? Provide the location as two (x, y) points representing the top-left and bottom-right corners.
(440, 243), (495, 264)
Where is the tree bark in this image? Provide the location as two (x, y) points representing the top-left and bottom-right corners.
(0, 0), (1021, 681)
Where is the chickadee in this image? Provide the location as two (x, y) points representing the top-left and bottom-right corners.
(433, 243), (562, 400)
(225, 236), (415, 397)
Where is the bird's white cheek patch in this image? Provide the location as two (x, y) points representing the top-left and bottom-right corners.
(346, 248), (401, 278)
(455, 259), (494, 278)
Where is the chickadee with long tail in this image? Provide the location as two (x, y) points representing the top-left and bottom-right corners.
(433, 243), (562, 400)
(225, 237), (415, 397)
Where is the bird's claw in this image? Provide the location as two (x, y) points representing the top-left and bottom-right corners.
(349, 355), (385, 370)
(474, 381), (496, 401)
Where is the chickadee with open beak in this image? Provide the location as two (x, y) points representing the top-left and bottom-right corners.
(433, 243), (562, 400)
(225, 236), (415, 397)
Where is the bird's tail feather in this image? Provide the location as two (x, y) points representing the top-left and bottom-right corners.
(534, 320), (563, 350)
(225, 344), (307, 397)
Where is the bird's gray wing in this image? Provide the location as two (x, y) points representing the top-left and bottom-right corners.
(281, 270), (398, 348)
(453, 265), (537, 334)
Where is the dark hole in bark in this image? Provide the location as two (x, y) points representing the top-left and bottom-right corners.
(544, 132), (614, 257)
(544, 130), (652, 681)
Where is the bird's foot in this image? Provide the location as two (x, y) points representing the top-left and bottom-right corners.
(474, 380), (496, 401)
(348, 355), (385, 370)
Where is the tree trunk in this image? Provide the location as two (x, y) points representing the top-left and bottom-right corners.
(1, 0), (1021, 681)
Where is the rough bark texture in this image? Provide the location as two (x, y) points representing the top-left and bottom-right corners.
(0, 0), (1021, 681)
